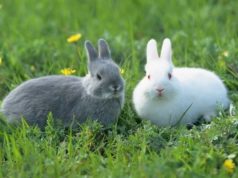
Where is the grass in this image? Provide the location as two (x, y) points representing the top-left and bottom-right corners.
(0, 0), (238, 177)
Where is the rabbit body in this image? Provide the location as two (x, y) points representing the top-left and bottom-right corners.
(1, 39), (125, 128)
(133, 38), (230, 126)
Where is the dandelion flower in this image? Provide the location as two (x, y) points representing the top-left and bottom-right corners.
(120, 68), (125, 75)
(222, 51), (229, 57)
(224, 159), (235, 173)
(67, 33), (82, 43)
(60, 68), (76, 75)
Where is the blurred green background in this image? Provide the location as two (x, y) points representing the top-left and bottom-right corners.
(0, 0), (238, 177)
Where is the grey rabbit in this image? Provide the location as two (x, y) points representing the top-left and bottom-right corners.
(1, 39), (125, 128)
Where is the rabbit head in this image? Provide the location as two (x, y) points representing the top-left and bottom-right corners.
(84, 39), (124, 99)
(143, 38), (179, 100)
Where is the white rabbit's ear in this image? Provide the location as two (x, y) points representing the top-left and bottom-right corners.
(160, 38), (172, 63)
(147, 39), (159, 63)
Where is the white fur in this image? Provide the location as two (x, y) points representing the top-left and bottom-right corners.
(133, 38), (230, 126)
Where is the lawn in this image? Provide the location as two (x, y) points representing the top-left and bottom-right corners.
(0, 0), (238, 177)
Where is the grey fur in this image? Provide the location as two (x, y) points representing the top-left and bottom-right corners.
(85, 40), (97, 62)
(98, 39), (111, 58)
(1, 39), (125, 128)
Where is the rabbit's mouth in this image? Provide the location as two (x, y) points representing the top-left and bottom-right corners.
(158, 93), (163, 97)
(103, 91), (123, 99)
(154, 91), (163, 98)
(113, 92), (122, 98)
(111, 91), (123, 98)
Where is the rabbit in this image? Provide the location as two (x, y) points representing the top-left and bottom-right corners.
(133, 38), (230, 126)
(1, 39), (125, 128)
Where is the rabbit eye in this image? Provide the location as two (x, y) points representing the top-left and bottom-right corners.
(96, 74), (102, 80)
(168, 73), (172, 80)
(147, 75), (150, 80)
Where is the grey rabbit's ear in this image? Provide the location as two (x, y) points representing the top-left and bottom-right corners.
(85, 40), (97, 62)
(98, 39), (111, 59)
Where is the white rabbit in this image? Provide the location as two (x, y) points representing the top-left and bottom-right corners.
(133, 38), (230, 126)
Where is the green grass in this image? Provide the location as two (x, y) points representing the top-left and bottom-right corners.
(0, 0), (238, 177)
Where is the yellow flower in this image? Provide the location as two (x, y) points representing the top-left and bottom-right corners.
(0, 57), (3, 65)
(60, 68), (76, 75)
(120, 68), (125, 75)
(222, 51), (229, 57)
(67, 33), (82, 43)
(224, 159), (235, 173)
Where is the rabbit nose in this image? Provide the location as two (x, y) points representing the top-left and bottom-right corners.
(156, 88), (164, 92)
(110, 85), (120, 92)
